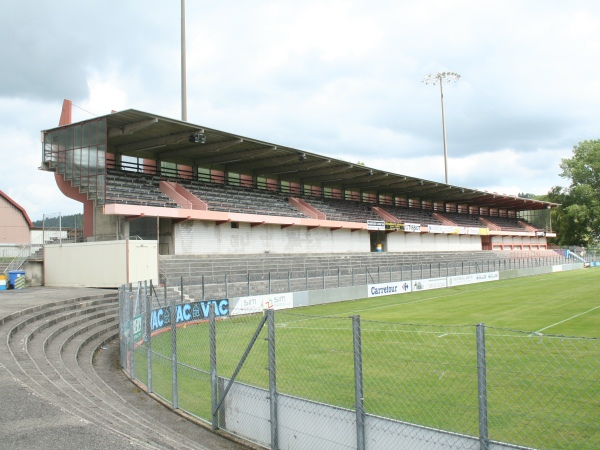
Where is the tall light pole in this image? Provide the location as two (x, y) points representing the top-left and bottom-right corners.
(181, 0), (188, 121)
(423, 71), (460, 184)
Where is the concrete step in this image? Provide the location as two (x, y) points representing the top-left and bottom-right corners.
(0, 294), (248, 450)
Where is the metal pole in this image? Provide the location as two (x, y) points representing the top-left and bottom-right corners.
(129, 283), (135, 379)
(210, 303), (218, 430)
(353, 315), (366, 450)
(171, 288), (179, 409)
(146, 281), (152, 393)
(476, 323), (489, 450)
(267, 309), (278, 450)
(181, 0), (187, 121)
(439, 79), (449, 184)
(225, 274), (228, 299)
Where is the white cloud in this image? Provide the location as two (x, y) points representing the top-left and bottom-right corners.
(1, 0), (599, 221)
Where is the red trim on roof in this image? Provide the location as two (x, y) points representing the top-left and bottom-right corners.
(0, 190), (33, 228)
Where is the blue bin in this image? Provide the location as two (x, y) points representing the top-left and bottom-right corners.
(8, 270), (26, 290)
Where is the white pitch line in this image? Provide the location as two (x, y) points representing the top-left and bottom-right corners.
(534, 305), (600, 334)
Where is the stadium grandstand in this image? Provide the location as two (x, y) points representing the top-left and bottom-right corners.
(34, 99), (568, 288)
(41, 100), (556, 258)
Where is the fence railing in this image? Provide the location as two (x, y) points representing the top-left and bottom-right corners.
(162, 254), (574, 301)
(119, 277), (599, 450)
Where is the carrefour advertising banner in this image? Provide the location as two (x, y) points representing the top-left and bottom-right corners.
(150, 299), (229, 332)
(447, 272), (499, 287)
(368, 280), (412, 298)
(231, 293), (294, 316)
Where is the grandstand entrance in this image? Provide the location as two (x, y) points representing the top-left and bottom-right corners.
(370, 231), (387, 252)
(481, 235), (492, 250)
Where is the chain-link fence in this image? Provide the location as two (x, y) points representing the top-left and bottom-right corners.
(119, 280), (599, 450)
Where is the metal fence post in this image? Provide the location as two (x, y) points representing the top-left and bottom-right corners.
(353, 315), (366, 450)
(323, 269), (326, 289)
(202, 275), (205, 300)
(129, 283), (135, 379)
(146, 280), (152, 393)
(269, 272), (272, 294)
(352, 267), (355, 286)
(476, 323), (489, 450)
(210, 303), (218, 430)
(267, 309), (278, 450)
(225, 274), (229, 298)
(171, 289), (179, 410)
(338, 268), (340, 288)
(248, 272), (251, 295)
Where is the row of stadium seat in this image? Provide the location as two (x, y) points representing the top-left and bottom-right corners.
(104, 169), (537, 230)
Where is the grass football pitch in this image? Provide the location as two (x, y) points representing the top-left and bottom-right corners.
(136, 269), (600, 449)
(299, 269), (600, 338)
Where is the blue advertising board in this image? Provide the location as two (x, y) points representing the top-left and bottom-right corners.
(150, 299), (229, 332)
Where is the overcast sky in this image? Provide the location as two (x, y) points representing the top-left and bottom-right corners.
(1, 1), (599, 221)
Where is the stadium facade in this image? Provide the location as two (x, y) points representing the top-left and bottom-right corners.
(40, 100), (557, 258)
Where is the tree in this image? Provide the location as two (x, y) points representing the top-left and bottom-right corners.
(550, 140), (600, 246)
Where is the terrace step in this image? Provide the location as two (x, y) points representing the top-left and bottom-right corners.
(0, 293), (249, 450)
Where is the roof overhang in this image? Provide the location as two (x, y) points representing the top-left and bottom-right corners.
(42, 109), (559, 212)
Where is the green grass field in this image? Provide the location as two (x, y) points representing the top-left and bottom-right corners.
(133, 269), (600, 450)
(301, 269), (600, 338)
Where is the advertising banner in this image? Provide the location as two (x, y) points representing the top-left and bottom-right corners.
(150, 299), (229, 331)
(367, 220), (385, 231)
(428, 225), (489, 235)
(368, 280), (412, 298)
(411, 277), (447, 292)
(404, 223), (421, 233)
(447, 271), (499, 287)
(385, 222), (404, 231)
(232, 293), (294, 316)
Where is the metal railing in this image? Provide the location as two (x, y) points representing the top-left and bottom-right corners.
(162, 254), (574, 301)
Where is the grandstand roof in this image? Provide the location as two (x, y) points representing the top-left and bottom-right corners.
(48, 109), (558, 211)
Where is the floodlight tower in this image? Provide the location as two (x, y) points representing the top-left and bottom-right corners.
(422, 71), (460, 184)
(181, 0), (187, 121)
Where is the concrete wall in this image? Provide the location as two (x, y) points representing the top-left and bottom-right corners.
(386, 232), (481, 252)
(44, 240), (158, 287)
(174, 221), (370, 254)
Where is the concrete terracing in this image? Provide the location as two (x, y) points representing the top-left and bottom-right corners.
(0, 287), (251, 450)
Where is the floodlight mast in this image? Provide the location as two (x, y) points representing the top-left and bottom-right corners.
(181, 0), (187, 121)
(422, 71), (460, 184)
